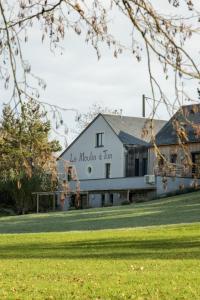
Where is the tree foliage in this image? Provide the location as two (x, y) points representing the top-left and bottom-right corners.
(0, 100), (61, 212)
(0, 100), (61, 184)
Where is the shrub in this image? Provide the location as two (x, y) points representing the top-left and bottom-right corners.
(121, 200), (131, 205)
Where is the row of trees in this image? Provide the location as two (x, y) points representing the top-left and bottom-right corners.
(0, 100), (61, 214)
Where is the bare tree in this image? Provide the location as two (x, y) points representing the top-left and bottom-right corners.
(0, 1), (199, 108)
(75, 102), (121, 133)
(1, 0), (200, 173)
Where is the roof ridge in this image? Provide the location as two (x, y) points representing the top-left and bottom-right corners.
(102, 113), (167, 122)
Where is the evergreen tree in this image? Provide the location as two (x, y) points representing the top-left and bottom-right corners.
(0, 100), (61, 213)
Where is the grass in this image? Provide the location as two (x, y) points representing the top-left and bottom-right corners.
(0, 191), (200, 234)
(0, 191), (200, 299)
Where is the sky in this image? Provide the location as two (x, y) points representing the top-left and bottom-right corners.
(1, 1), (200, 147)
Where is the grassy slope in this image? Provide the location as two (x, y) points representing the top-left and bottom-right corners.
(0, 191), (200, 234)
(0, 192), (200, 299)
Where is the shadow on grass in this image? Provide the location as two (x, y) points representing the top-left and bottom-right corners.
(0, 236), (200, 260)
(0, 193), (200, 234)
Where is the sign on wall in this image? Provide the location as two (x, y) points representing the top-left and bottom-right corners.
(70, 150), (112, 163)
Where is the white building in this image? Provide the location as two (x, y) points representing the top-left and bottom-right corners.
(57, 113), (166, 209)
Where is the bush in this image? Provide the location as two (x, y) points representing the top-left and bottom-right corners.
(103, 203), (113, 207)
(0, 208), (15, 216)
(121, 200), (131, 205)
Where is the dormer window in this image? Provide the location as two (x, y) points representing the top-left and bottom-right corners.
(96, 132), (104, 147)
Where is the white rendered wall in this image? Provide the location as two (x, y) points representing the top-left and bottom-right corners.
(58, 115), (125, 180)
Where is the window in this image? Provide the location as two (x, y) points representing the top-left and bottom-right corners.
(96, 133), (104, 147)
(158, 156), (164, 167)
(192, 152), (200, 177)
(142, 158), (147, 176)
(105, 163), (111, 178)
(109, 193), (114, 205)
(101, 194), (105, 207)
(170, 154), (177, 164)
(68, 166), (73, 181)
(88, 166), (92, 174)
(135, 159), (139, 176)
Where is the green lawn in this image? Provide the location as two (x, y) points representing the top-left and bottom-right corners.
(0, 192), (200, 299)
(1, 191), (200, 234)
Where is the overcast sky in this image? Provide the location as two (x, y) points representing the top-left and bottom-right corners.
(1, 1), (200, 147)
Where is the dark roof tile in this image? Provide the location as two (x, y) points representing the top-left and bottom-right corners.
(103, 114), (166, 145)
(155, 104), (200, 145)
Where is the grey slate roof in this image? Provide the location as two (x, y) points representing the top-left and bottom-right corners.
(102, 114), (167, 145)
(155, 104), (200, 145)
(59, 113), (167, 158)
